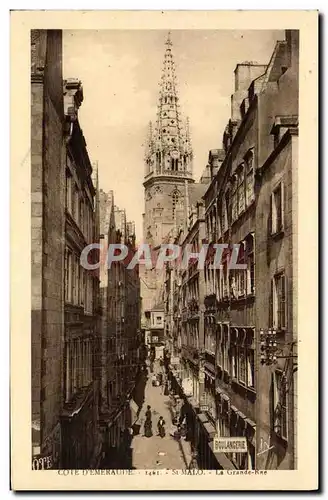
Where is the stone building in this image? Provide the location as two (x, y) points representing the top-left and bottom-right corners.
(254, 30), (299, 470)
(31, 29), (65, 470)
(31, 32), (101, 469)
(98, 196), (141, 465)
(61, 78), (101, 469)
(201, 29), (298, 470)
(163, 29), (298, 471)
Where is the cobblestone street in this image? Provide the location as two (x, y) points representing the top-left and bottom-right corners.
(131, 368), (192, 470)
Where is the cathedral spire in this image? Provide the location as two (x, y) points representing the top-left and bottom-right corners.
(144, 32), (193, 182)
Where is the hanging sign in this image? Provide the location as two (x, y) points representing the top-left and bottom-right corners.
(170, 357), (180, 366)
(213, 436), (247, 453)
(182, 377), (193, 397)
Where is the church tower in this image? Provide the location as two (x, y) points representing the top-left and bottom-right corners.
(143, 32), (194, 249)
(141, 32), (195, 319)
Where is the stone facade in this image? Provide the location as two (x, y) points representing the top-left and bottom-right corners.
(98, 194), (141, 461)
(31, 29), (65, 468)
(61, 78), (102, 469)
(163, 29), (299, 471)
(31, 34), (102, 468)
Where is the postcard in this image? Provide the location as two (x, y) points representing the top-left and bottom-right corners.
(10, 9), (318, 491)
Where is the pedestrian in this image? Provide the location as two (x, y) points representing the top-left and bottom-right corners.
(189, 451), (199, 470)
(144, 405), (153, 438)
(173, 424), (181, 441)
(157, 416), (166, 438)
(152, 373), (156, 386)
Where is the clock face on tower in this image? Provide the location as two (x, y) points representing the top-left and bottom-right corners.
(170, 150), (179, 160)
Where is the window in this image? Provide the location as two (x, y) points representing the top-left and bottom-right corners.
(245, 150), (254, 206)
(231, 175), (238, 221)
(273, 371), (288, 440)
(238, 347), (247, 385)
(217, 204), (222, 239)
(247, 349), (255, 388)
(223, 191), (229, 231)
(271, 182), (284, 234)
(237, 164), (245, 215)
(272, 273), (286, 330)
(230, 344), (237, 378)
(64, 338), (93, 402)
(66, 170), (73, 214)
(245, 234), (255, 295)
(65, 250), (73, 303)
(172, 191), (180, 219)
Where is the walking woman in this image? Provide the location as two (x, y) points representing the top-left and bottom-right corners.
(144, 405), (153, 438)
(157, 416), (166, 438)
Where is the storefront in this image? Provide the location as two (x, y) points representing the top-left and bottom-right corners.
(215, 387), (256, 470)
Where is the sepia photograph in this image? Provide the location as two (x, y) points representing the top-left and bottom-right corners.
(10, 10), (318, 491)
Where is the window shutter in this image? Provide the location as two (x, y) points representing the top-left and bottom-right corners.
(269, 279), (274, 327)
(282, 274), (287, 329)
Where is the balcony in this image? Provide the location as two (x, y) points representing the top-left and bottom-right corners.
(204, 294), (218, 316)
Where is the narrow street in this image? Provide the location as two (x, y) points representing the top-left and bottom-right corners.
(131, 363), (192, 470)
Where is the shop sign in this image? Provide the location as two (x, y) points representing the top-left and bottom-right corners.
(200, 404), (209, 412)
(171, 357), (180, 366)
(213, 436), (247, 453)
(152, 336), (158, 343)
(182, 377), (193, 397)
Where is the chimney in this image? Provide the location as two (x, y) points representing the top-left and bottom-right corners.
(231, 62), (267, 121)
(63, 78), (83, 121)
(208, 149), (225, 179)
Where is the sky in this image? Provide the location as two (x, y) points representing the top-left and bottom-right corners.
(63, 29), (284, 239)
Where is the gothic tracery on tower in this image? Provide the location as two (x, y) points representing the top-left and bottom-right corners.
(144, 32), (194, 179)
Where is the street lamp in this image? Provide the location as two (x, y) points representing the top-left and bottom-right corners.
(260, 328), (297, 365)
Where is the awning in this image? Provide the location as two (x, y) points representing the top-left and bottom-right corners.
(230, 405), (238, 414)
(209, 442), (237, 470)
(197, 412), (209, 424)
(245, 417), (256, 428)
(203, 421), (216, 438)
(238, 411), (247, 420)
(221, 393), (230, 402)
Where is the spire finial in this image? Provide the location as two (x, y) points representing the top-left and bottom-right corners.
(165, 31), (172, 48)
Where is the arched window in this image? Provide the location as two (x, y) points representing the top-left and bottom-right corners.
(172, 189), (181, 219)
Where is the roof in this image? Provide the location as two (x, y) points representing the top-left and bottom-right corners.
(189, 182), (208, 206)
